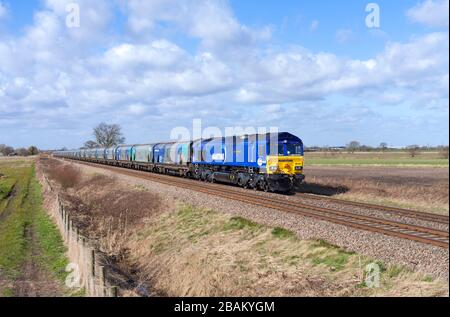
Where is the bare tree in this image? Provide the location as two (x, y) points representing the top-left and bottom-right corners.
(0, 144), (14, 156)
(84, 140), (99, 149)
(16, 148), (30, 157)
(346, 141), (361, 153)
(379, 142), (388, 152)
(93, 123), (125, 147)
(407, 145), (420, 158)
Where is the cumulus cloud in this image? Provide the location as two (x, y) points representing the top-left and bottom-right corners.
(125, 0), (271, 50)
(103, 41), (186, 71)
(407, 0), (449, 28)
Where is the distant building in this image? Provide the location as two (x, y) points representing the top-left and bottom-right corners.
(329, 146), (346, 151)
(305, 146), (346, 152)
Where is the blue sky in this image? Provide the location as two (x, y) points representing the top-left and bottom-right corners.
(0, 0), (448, 149)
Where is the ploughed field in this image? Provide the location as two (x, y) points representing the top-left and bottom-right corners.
(300, 165), (449, 215)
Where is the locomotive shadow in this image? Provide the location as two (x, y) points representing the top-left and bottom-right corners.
(295, 182), (349, 197)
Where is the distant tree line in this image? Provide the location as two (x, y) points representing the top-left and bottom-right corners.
(305, 141), (449, 158)
(0, 144), (39, 157)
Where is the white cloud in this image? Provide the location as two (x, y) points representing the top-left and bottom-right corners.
(103, 41), (186, 71)
(232, 32), (448, 105)
(44, 0), (113, 43)
(407, 0), (449, 27)
(126, 103), (147, 115)
(125, 0), (271, 50)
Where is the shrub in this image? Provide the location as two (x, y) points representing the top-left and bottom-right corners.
(48, 165), (81, 189)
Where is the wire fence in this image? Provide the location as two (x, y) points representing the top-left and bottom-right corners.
(41, 172), (119, 297)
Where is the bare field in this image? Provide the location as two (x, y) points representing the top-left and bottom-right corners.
(305, 151), (448, 167)
(39, 157), (449, 297)
(300, 166), (449, 214)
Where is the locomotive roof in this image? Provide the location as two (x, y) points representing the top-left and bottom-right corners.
(199, 132), (302, 143)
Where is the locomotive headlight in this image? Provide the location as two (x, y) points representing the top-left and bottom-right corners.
(295, 166), (303, 171)
(270, 166), (278, 171)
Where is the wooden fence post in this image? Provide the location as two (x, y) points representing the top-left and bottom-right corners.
(111, 286), (118, 297)
(98, 265), (106, 296)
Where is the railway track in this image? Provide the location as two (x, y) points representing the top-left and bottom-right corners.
(295, 193), (449, 225)
(64, 158), (449, 249)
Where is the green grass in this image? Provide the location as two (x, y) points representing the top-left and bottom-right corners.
(0, 165), (34, 278)
(0, 161), (71, 295)
(312, 253), (351, 271)
(0, 177), (15, 201)
(30, 179), (69, 282)
(271, 227), (296, 240)
(224, 217), (264, 232)
(304, 151), (449, 167)
(310, 242), (355, 271)
(422, 275), (434, 283)
(1, 288), (14, 297)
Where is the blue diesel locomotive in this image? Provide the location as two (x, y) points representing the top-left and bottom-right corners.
(54, 132), (305, 193)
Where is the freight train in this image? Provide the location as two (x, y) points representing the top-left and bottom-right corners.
(54, 132), (305, 193)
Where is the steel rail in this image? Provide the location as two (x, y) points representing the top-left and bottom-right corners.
(295, 193), (449, 224)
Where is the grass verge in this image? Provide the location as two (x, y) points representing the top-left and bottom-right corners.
(129, 204), (448, 297)
(0, 160), (73, 296)
(0, 163), (34, 278)
(29, 177), (69, 283)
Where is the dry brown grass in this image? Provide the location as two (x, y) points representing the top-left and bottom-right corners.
(301, 176), (449, 214)
(44, 160), (82, 190)
(126, 204), (448, 297)
(62, 181), (165, 263)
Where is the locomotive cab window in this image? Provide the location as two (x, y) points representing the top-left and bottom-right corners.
(275, 143), (303, 156)
(286, 143), (303, 156)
